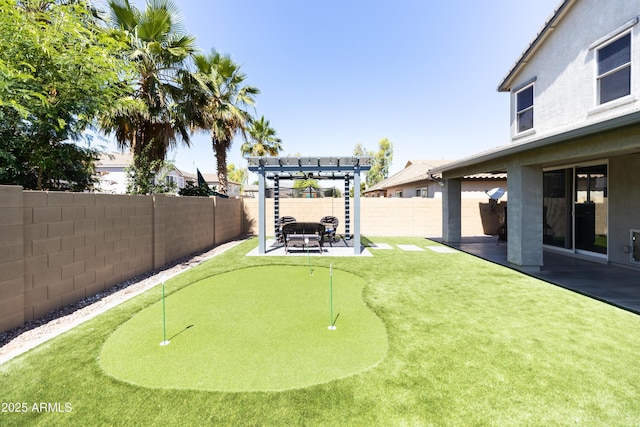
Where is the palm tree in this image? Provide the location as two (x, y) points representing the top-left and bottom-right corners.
(241, 116), (283, 157)
(189, 51), (259, 195)
(101, 0), (197, 169)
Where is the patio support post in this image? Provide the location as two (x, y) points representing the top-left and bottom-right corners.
(506, 164), (543, 271)
(353, 169), (361, 255)
(258, 163), (266, 254)
(442, 177), (462, 243)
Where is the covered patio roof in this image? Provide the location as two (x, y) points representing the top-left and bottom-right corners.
(428, 110), (640, 178)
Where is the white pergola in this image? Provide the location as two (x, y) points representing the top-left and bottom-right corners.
(247, 156), (372, 255)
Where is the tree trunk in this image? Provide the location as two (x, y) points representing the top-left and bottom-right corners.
(214, 139), (229, 195)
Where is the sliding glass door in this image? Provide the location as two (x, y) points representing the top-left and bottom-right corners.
(543, 169), (573, 249)
(575, 164), (608, 255)
(543, 163), (608, 256)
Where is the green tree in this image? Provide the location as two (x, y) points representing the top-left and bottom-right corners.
(293, 178), (320, 198)
(124, 145), (176, 194)
(241, 116), (282, 157)
(353, 143), (373, 158)
(367, 138), (394, 187)
(188, 51), (259, 195)
(101, 0), (197, 169)
(0, 0), (131, 190)
(227, 163), (248, 189)
(353, 139), (393, 188)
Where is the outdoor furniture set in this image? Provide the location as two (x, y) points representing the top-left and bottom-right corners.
(277, 216), (339, 253)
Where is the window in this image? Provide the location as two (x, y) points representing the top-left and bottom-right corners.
(516, 84), (534, 132)
(597, 33), (631, 104)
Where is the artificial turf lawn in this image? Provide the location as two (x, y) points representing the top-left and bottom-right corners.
(2, 237), (640, 426)
(99, 266), (387, 391)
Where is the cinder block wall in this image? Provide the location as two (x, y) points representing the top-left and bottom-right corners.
(0, 187), (246, 334)
(242, 197), (494, 237)
(0, 186), (24, 333)
(21, 192), (154, 324)
(215, 197), (244, 243)
(154, 195), (216, 268)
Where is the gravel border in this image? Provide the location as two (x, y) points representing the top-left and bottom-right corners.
(0, 237), (247, 365)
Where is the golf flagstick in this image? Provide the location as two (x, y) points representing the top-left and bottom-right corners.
(305, 237), (313, 275)
(328, 264), (337, 330)
(160, 275), (170, 346)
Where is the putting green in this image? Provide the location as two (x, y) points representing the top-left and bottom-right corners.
(99, 266), (388, 392)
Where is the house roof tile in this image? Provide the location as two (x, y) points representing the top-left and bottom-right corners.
(364, 161), (506, 193)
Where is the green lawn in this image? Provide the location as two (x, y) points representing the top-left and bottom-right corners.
(2, 237), (640, 426)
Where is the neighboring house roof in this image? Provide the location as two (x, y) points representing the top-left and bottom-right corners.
(364, 160), (505, 193)
(498, 0), (573, 92)
(199, 172), (240, 188)
(178, 169), (196, 180)
(365, 161), (440, 193)
(96, 152), (239, 185)
(96, 152), (132, 168)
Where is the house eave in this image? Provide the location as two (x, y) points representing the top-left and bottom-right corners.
(497, 0), (575, 92)
(429, 110), (640, 175)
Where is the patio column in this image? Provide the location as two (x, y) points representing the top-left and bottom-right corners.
(257, 163), (266, 254)
(506, 164), (543, 271)
(442, 177), (462, 243)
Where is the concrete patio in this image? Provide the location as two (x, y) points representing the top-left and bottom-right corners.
(247, 236), (372, 257)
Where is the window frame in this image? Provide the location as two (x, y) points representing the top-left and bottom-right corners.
(515, 83), (535, 134)
(596, 31), (632, 105)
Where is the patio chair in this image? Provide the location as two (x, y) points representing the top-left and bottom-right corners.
(320, 216), (339, 246)
(276, 216), (297, 243)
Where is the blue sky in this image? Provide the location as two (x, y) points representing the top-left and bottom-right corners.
(108, 0), (562, 177)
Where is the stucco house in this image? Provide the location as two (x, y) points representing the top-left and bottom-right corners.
(364, 160), (507, 199)
(95, 152), (240, 197)
(432, 0), (640, 271)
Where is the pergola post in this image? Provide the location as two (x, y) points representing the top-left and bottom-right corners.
(258, 163), (266, 254)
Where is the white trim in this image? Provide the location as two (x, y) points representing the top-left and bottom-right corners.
(515, 83), (535, 134)
(512, 128), (536, 140)
(589, 17), (639, 50)
(588, 94), (637, 116)
(595, 31), (632, 105)
(512, 76), (537, 93)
